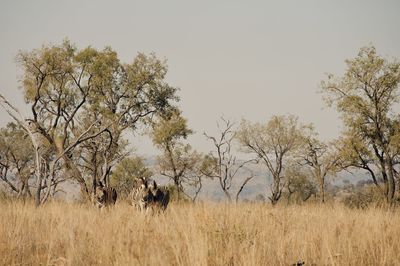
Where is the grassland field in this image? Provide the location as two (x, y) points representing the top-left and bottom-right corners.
(0, 200), (399, 266)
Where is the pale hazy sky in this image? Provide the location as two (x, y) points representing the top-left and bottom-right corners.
(1, 0), (399, 155)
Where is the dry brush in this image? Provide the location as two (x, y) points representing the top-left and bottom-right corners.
(0, 201), (400, 265)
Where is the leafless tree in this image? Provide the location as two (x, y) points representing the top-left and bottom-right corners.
(204, 118), (256, 202)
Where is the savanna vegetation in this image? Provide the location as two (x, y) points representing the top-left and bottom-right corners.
(1, 41), (400, 265)
(1, 201), (400, 266)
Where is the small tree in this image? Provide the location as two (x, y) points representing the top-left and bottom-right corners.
(285, 164), (317, 204)
(237, 115), (304, 204)
(203, 118), (256, 202)
(0, 123), (34, 197)
(151, 111), (203, 201)
(299, 128), (340, 203)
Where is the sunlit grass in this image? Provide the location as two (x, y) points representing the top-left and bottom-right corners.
(0, 200), (399, 265)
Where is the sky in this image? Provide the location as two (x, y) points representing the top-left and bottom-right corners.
(0, 0), (399, 156)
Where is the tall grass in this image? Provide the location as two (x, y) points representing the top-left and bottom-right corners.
(0, 201), (399, 265)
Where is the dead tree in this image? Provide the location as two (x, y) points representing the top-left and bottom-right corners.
(204, 118), (256, 202)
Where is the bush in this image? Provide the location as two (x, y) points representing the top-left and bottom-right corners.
(165, 184), (191, 202)
(342, 185), (385, 209)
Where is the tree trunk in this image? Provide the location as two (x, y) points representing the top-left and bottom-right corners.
(34, 151), (43, 207)
(41, 162), (57, 204)
(17, 181), (25, 199)
(35, 179), (42, 207)
(269, 175), (281, 205)
(63, 154), (89, 201)
(174, 179), (181, 201)
(386, 159), (395, 203)
(223, 189), (232, 202)
(320, 177), (325, 203)
(192, 178), (202, 203)
(235, 176), (253, 203)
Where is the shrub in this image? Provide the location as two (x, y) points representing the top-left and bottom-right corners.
(342, 185), (385, 209)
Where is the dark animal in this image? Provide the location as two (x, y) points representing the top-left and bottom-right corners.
(130, 177), (170, 212)
(148, 180), (170, 212)
(291, 261), (305, 266)
(92, 182), (117, 208)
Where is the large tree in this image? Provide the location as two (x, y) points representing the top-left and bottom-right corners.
(237, 115), (304, 204)
(321, 46), (400, 202)
(0, 40), (178, 205)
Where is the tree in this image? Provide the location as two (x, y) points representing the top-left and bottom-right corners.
(74, 121), (129, 200)
(203, 118), (256, 202)
(0, 40), (178, 205)
(321, 46), (400, 203)
(110, 156), (153, 198)
(0, 123), (34, 197)
(151, 111), (203, 201)
(73, 51), (178, 198)
(285, 165), (318, 203)
(237, 115), (304, 204)
(299, 127), (340, 203)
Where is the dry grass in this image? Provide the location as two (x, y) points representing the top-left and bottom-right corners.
(0, 201), (399, 266)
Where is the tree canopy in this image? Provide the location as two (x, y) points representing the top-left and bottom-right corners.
(1, 40), (179, 205)
(321, 46), (400, 202)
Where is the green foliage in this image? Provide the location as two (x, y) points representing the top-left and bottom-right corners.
(0, 123), (33, 169)
(199, 154), (219, 177)
(17, 39), (179, 146)
(110, 157), (152, 198)
(14, 40), (179, 202)
(321, 46), (400, 202)
(237, 115), (305, 163)
(163, 184), (191, 202)
(0, 123), (34, 196)
(237, 115), (306, 204)
(151, 111), (193, 147)
(151, 111), (203, 201)
(285, 166), (318, 204)
(299, 126), (341, 202)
